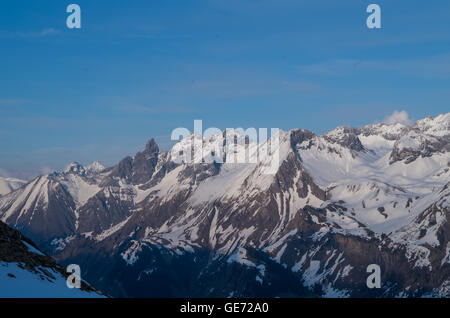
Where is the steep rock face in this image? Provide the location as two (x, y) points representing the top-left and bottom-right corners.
(389, 130), (450, 164)
(289, 129), (315, 151)
(0, 112), (449, 298)
(110, 139), (160, 185)
(323, 127), (366, 152)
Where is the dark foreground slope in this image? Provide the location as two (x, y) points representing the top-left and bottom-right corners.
(0, 221), (104, 297)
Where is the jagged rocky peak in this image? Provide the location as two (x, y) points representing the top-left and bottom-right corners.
(144, 138), (159, 154)
(109, 156), (132, 180)
(64, 161), (86, 175)
(109, 138), (161, 185)
(132, 138), (160, 184)
(386, 113), (450, 164)
(414, 112), (450, 137)
(289, 129), (315, 150)
(85, 160), (105, 174)
(64, 160), (106, 176)
(1, 112), (449, 298)
(360, 122), (410, 140)
(171, 130), (262, 166)
(323, 126), (365, 152)
(389, 129), (450, 164)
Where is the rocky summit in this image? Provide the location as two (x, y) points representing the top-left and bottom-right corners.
(0, 113), (449, 297)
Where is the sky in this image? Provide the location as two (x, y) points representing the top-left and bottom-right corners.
(0, 0), (449, 179)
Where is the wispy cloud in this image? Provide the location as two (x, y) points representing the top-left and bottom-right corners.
(1, 28), (62, 38)
(281, 81), (321, 92)
(301, 54), (450, 79)
(123, 32), (192, 40)
(349, 32), (450, 49)
(0, 98), (30, 106)
(152, 77), (322, 99)
(119, 103), (193, 114)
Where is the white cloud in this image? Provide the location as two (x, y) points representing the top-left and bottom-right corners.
(35, 28), (61, 37)
(1, 28), (61, 38)
(383, 110), (413, 126)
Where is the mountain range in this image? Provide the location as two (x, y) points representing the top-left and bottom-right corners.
(0, 113), (449, 297)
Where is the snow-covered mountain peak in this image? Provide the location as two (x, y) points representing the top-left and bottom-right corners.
(361, 122), (410, 141)
(1, 112), (449, 298)
(171, 129), (280, 166)
(64, 162), (86, 175)
(85, 160), (105, 174)
(390, 129), (449, 164)
(356, 124), (408, 157)
(325, 126), (357, 137)
(415, 112), (450, 137)
(322, 126), (365, 152)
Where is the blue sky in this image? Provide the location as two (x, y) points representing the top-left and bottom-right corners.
(1, 0), (449, 179)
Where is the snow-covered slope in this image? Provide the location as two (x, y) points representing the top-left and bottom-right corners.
(0, 113), (448, 298)
(0, 220), (105, 298)
(415, 113), (450, 137)
(0, 177), (26, 196)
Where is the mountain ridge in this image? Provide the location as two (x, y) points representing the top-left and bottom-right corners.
(0, 112), (449, 297)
